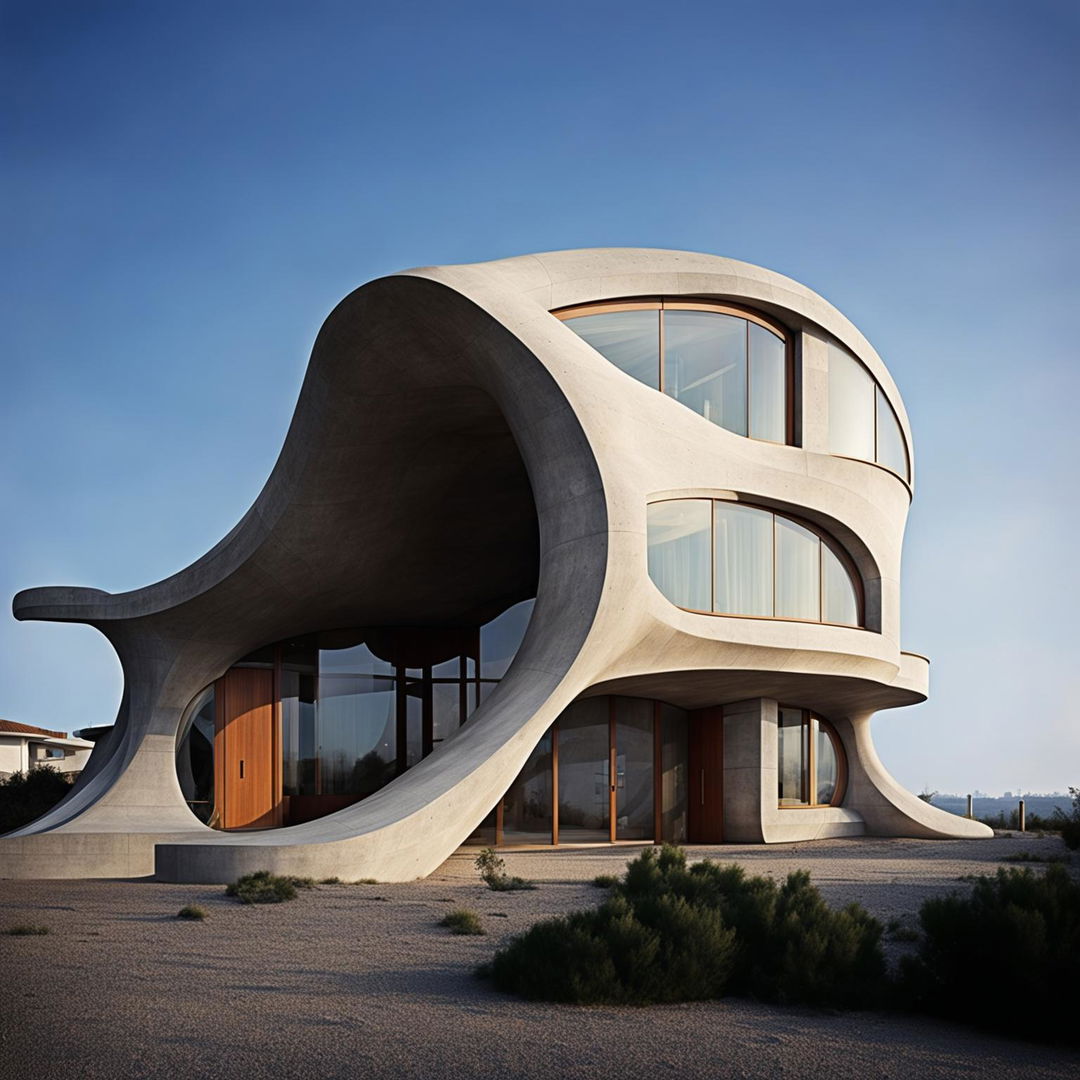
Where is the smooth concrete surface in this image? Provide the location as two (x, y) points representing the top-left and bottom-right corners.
(2, 248), (988, 882)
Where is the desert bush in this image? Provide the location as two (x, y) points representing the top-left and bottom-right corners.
(592, 874), (619, 888)
(177, 905), (207, 920)
(440, 908), (485, 935)
(1053, 787), (1080, 850)
(0, 766), (74, 834)
(225, 870), (301, 904)
(475, 848), (535, 892)
(485, 845), (884, 1008)
(3, 924), (49, 936)
(899, 864), (1080, 1044)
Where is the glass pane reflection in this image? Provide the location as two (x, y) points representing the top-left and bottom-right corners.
(816, 721), (839, 804)
(557, 699), (610, 842)
(664, 311), (747, 435)
(615, 698), (654, 840)
(821, 542), (859, 626)
(778, 708), (808, 805)
(502, 732), (553, 843)
(563, 309), (660, 389)
(875, 387), (909, 480)
(176, 687), (215, 823)
(647, 499), (711, 611)
(828, 344), (875, 461)
(748, 323), (786, 442)
(775, 517), (820, 621)
(714, 502), (772, 616)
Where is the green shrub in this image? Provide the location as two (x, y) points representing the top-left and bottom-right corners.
(440, 908), (485, 935)
(1053, 787), (1080, 850)
(474, 847), (535, 892)
(177, 905), (207, 920)
(592, 874), (619, 888)
(3, 924), (49, 936)
(0, 766), (74, 834)
(225, 870), (299, 904)
(899, 865), (1080, 1044)
(486, 845), (884, 1008)
(319, 877), (342, 885)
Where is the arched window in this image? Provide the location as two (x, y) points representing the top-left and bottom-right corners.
(556, 300), (790, 444)
(777, 708), (846, 807)
(647, 499), (862, 627)
(827, 343), (910, 481)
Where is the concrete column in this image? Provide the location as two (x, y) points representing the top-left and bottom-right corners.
(722, 698), (776, 843)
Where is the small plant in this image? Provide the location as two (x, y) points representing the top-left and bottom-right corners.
(440, 908), (485, 935)
(177, 905), (207, 920)
(592, 874), (619, 888)
(287, 876), (316, 889)
(3, 924), (49, 936)
(353, 878), (379, 885)
(885, 918), (920, 943)
(319, 876), (342, 885)
(474, 847), (535, 892)
(225, 870), (300, 904)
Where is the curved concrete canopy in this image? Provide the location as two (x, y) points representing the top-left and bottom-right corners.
(2, 248), (989, 880)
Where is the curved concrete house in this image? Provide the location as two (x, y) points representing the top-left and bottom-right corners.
(1, 248), (989, 880)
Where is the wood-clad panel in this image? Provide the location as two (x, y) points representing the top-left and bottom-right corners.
(216, 668), (277, 830)
(687, 707), (724, 843)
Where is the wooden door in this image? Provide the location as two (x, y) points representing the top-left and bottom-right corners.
(687, 707), (724, 843)
(215, 667), (279, 829)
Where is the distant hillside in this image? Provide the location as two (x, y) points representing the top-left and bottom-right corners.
(930, 794), (1071, 821)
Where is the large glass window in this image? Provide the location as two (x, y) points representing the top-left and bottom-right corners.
(647, 499), (862, 626)
(777, 709), (845, 807)
(559, 301), (789, 444)
(828, 344), (910, 481)
(180, 598), (535, 829)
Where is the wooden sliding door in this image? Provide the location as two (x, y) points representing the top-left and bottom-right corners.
(215, 667), (280, 829)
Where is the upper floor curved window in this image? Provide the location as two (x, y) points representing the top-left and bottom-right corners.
(828, 343), (910, 482)
(647, 499), (862, 627)
(556, 300), (790, 444)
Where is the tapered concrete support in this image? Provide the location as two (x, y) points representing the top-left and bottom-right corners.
(2, 248), (987, 882)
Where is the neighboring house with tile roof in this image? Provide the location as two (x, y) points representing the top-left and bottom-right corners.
(0, 719), (95, 779)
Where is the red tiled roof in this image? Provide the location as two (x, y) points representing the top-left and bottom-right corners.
(0, 719), (68, 739)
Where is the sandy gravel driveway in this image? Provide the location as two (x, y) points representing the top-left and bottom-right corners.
(1, 834), (1077, 1079)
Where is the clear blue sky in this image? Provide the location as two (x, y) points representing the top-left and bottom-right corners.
(2, 1), (1077, 794)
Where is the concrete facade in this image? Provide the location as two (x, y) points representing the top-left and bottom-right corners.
(0, 248), (990, 881)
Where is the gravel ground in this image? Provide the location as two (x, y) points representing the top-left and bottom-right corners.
(1, 833), (1077, 1080)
